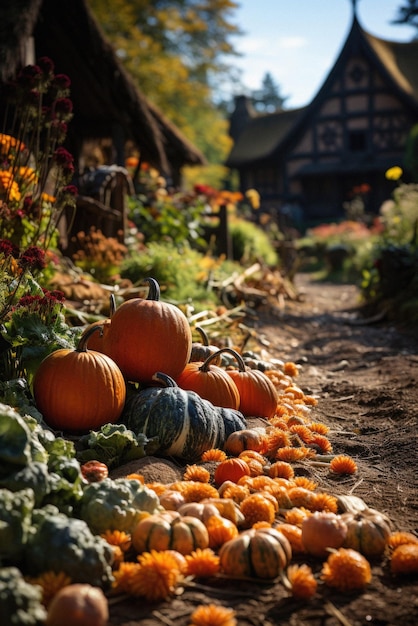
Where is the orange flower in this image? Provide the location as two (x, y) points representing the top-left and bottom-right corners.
(190, 603), (237, 626)
(308, 421), (330, 435)
(391, 543), (418, 574)
(185, 548), (221, 577)
(240, 492), (276, 526)
(218, 482), (250, 504)
(284, 507), (312, 527)
(112, 561), (142, 594)
(26, 571), (71, 608)
(286, 564), (317, 599)
(329, 454), (358, 475)
(184, 464), (211, 483)
(101, 529), (132, 552)
(267, 460), (294, 480)
(310, 434), (332, 453)
(283, 362), (299, 377)
(291, 476), (317, 491)
(126, 473), (144, 483)
(309, 492), (338, 513)
(172, 480), (219, 502)
(289, 424), (313, 443)
(130, 550), (183, 601)
(321, 548), (372, 591)
(387, 531), (418, 549)
(202, 448), (227, 462)
(276, 446), (311, 462)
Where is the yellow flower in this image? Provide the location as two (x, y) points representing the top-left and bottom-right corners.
(245, 188), (260, 209)
(385, 166), (403, 181)
(0, 170), (21, 201)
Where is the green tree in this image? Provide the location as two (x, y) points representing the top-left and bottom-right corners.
(86, 0), (241, 176)
(251, 72), (288, 113)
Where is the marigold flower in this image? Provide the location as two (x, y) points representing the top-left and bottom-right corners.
(329, 454), (358, 475)
(276, 523), (305, 553)
(173, 480), (219, 502)
(201, 448), (227, 462)
(289, 424), (314, 443)
(240, 492), (276, 526)
(309, 492), (339, 513)
(124, 550), (183, 601)
(189, 603), (237, 626)
(308, 421), (330, 435)
(112, 561), (141, 594)
(286, 564), (317, 599)
(284, 507), (312, 527)
(309, 434), (332, 454)
(184, 464), (211, 483)
(385, 166), (403, 181)
(276, 446), (311, 462)
(206, 515), (238, 549)
(101, 530), (132, 553)
(291, 476), (318, 491)
(26, 570), (71, 608)
(267, 460), (294, 480)
(283, 361), (299, 377)
(321, 548), (372, 591)
(387, 531), (418, 549)
(218, 482), (249, 504)
(185, 548), (221, 577)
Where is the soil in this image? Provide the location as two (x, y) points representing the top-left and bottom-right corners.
(108, 272), (418, 626)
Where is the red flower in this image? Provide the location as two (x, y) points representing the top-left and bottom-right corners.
(0, 238), (20, 259)
(19, 246), (46, 271)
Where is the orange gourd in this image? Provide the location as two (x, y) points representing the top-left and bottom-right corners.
(214, 458), (251, 485)
(341, 509), (392, 558)
(132, 510), (209, 555)
(33, 326), (126, 432)
(225, 349), (279, 419)
(301, 511), (348, 558)
(176, 349), (240, 410)
(219, 526), (292, 579)
(104, 277), (192, 384)
(224, 428), (269, 456)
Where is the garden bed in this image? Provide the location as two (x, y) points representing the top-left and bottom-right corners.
(107, 272), (418, 626)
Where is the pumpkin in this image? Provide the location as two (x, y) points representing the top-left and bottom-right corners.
(80, 294), (116, 353)
(341, 509), (392, 558)
(176, 348), (240, 410)
(80, 460), (109, 483)
(214, 458), (251, 485)
(132, 510), (209, 555)
(219, 526), (292, 579)
(121, 372), (246, 461)
(46, 584), (108, 626)
(190, 326), (223, 365)
(224, 348), (278, 419)
(177, 501), (223, 524)
(301, 511), (348, 558)
(33, 326), (126, 432)
(224, 428), (269, 456)
(104, 277), (192, 384)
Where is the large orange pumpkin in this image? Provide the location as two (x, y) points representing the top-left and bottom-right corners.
(176, 348), (240, 410)
(104, 277), (192, 384)
(225, 349), (278, 419)
(33, 326), (126, 432)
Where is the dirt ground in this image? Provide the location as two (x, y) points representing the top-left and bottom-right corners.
(108, 272), (418, 626)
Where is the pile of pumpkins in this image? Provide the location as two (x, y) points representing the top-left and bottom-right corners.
(33, 278), (279, 460)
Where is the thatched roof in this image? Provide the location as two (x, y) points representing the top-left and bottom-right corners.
(0, 0), (206, 176)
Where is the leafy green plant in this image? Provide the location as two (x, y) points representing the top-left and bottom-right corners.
(227, 218), (279, 265)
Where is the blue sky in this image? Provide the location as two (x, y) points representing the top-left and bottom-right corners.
(227, 0), (417, 107)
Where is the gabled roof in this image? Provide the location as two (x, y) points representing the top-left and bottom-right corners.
(0, 0), (206, 175)
(226, 14), (418, 168)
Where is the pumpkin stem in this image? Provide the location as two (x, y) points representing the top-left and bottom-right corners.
(199, 347), (246, 372)
(77, 325), (103, 352)
(152, 372), (178, 388)
(144, 277), (161, 301)
(109, 293), (116, 316)
(195, 326), (210, 346)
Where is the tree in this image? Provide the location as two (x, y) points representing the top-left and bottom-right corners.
(251, 72), (288, 113)
(392, 0), (418, 31)
(86, 0), (242, 177)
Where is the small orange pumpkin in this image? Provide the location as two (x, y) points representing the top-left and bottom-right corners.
(225, 349), (279, 419)
(341, 509), (392, 558)
(214, 458), (251, 485)
(33, 326), (126, 432)
(176, 349), (240, 410)
(132, 510), (209, 555)
(219, 526), (292, 579)
(104, 277), (192, 384)
(224, 428), (269, 456)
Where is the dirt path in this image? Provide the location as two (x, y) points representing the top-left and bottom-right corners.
(109, 274), (418, 626)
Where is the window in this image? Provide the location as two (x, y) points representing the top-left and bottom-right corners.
(348, 130), (367, 152)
